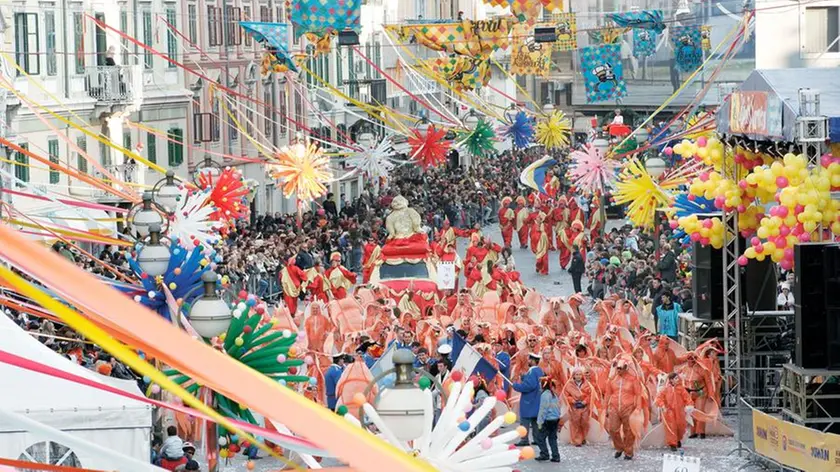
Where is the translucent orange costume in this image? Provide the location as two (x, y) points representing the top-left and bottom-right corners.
(604, 366), (643, 458)
(655, 379), (692, 447)
(563, 371), (596, 446)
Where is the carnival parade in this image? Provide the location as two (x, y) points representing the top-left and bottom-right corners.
(0, 0), (839, 471)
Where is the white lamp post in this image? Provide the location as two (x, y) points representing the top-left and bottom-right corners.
(635, 128), (649, 144)
(374, 349), (430, 442)
(129, 192), (165, 238)
(463, 111), (480, 130)
(358, 131), (375, 149)
(592, 136), (610, 157)
(646, 156), (668, 178)
(136, 224), (171, 277)
(416, 117), (431, 135)
(152, 170), (182, 214)
(543, 98), (555, 114)
(188, 271), (233, 339)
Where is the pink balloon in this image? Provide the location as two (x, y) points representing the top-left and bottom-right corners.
(690, 232), (702, 242)
(775, 237), (787, 248)
(699, 172), (710, 182)
(799, 232), (812, 242)
(784, 248), (794, 260)
(795, 204), (805, 214)
(738, 179), (749, 190)
(780, 259), (794, 270)
(769, 206), (779, 217)
(822, 154), (833, 168)
(751, 237), (761, 247)
(737, 204), (747, 213)
(714, 196), (726, 209)
(779, 225), (790, 237)
(697, 137), (708, 147)
(737, 256), (749, 266)
(794, 223), (805, 234)
(776, 176), (789, 188)
(755, 244), (764, 254)
(669, 220), (679, 230)
(687, 194), (696, 201)
(664, 147), (674, 156)
(700, 237), (711, 246)
(703, 219), (714, 229)
(777, 206), (789, 218)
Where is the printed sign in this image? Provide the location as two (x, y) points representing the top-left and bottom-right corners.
(662, 453), (700, 472)
(730, 91), (769, 135)
(437, 262), (456, 290)
(753, 408), (840, 471)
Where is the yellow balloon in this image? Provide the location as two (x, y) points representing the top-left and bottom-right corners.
(804, 221), (817, 233)
(745, 247), (757, 258)
(757, 227), (770, 239)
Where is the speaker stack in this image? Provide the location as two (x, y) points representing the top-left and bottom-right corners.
(794, 242), (840, 369)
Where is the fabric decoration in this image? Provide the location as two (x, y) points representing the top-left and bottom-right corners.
(422, 56), (491, 92)
(482, 0), (511, 6)
(520, 156), (557, 194)
(510, 25), (552, 77)
(408, 126), (452, 169)
(633, 28), (658, 58)
(240, 22), (297, 72)
(269, 141), (333, 201)
(345, 137), (397, 178)
(290, 0), (361, 38)
(550, 13), (578, 51)
(499, 111), (535, 149)
(580, 44), (627, 103)
(607, 10), (665, 33)
(535, 111), (572, 150)
(511, 0), (542, 24)
(166, 191), (224, 247)
(568, 145), (621, 194)
(543, 0), (564, 11)
(457, 118), (497, 158)
(671, 26), (704, 72)
(386, 18), (513, 58)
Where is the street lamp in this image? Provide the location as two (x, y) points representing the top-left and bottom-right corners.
(463, 110), (480, 130)
(152, 170), (182, 214)
(416, 116), (431, 135)
(635, 128), (649, 144)
(193, 156), (222, 187)
(543, 98), (555, 114)
(188, 271), (233, 339)
(592, 136), (610, 157)
(372, 349), (431, 442)
(645, 156), (668, 178)
(136, 224), (171, 277)
(128, 192), (165, 238)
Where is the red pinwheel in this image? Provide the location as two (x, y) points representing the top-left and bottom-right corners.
(197, 167), (250, 225)
(408, 125), (451, 169)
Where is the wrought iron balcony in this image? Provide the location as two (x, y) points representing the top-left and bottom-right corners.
(85, 65), (143, 103)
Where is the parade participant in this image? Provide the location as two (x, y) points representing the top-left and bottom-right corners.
(325, 353), (347, 411)
(327, 252), (357, 300)
(536, 378), (561, 462)
(515, 196), (531, 249)
(360, 233), (381, 284)
(279, 256), (307, 315)
(528, 200), (545, 255)
(434, 241), (463, 291)
(493, 339), (512, 392)
(564, 367), (595, 447)
(655, 372), (693, 451)
(681, 353), (711, 439)
(589, 196), (603, 239)
(498, 197), (516, 248)
(356, 339), (378, 368)
(597, 335), (620, 362)
(569, 244), (586, 293)
(534, 213), (550, 276)
(513, 353), (545, 447)
(305, 260), (331, 303)
(542, 200), (556, 251)
(653, 335), (678, 373)
(604, 358), (643, 460)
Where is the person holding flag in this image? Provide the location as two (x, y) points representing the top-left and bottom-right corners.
(513, 353), (544, 447)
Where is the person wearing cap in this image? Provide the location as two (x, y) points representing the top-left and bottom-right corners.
(536, 377), (561, 462)
(777, 283), (794, 310)
(327, 252), (357, 300)
(493, 339), (512, 393)
(356, 340), (377, 368)
(514, 196), (531, 249)
(604, 358), (643, 460)
(325, 352), (347, 410)
(173, 443), (197, 471)
(564, 367), (594, 447)
(513, 352), (545, 446)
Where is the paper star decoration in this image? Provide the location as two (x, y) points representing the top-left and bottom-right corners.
(345, 137), (397, 178)
(269, 140), (333, 201)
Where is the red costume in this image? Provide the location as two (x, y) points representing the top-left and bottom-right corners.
(279, 257), (307, 315)
(589, 197), (603, 239)
(605, 366), (643, 459)
(361, 241), (381, 284)
(528, 209), (544, 255)
(305, 265), (331, 303)
(514, 196), (530, 249)
(542, 203), (555, 250)
(326, 252), (357, 300)
(498, 196), (515, 248)
(534, 214), (549, 275)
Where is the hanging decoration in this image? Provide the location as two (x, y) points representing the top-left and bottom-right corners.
(633, 28), (658, 58)
(520, 155), (557, 194)
(269, 140), (333, 202)
(305, 31), (336, 56)
(386, 18), (514, 58)
(510, 25), (552, 77)
(588, 21), (628, 45)
(290, 0), (362, 39)
(701, 26), (712, 51)
(408, 126), (452, 169)
(345, 136), (397, 179)
(684, 111), (715, 140)
(167, 191), (224, 247)
(499, 111), (535, 150)
(482, 0), (512, 6)
(422, 56), (491, 92)
(580, 44), (627, 103)
(568, 145), (620, 194)
(671, 26), (704, 72)
(457, 118), (497, 158)
(672, 193), (717, 218)
(543, 0), (565, 12)
(607, 10), (666, 32)
(535, 111), (572, 150)
(549, 13), (578, 51)
(239, 22), (297, 73)
(613, 158), (674, 230)
(511, 0), (543, 25)
(196, 167), (251, 226)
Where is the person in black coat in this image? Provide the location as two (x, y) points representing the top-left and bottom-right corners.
(657, 244), (677, 284)
(568, 244), (585, 294)
(323, 193), (338, 219)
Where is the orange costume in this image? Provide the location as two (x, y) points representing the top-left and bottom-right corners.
(589, 197), (603, 240)
(514, 196), (530, 249)
(655, 379), (693, 448)
(564, 373), (596, 446)
(534, 214), (549, 276)
(604, 367), (643, 459)
(681, 356), (712, 437)
(361, 241), (381, 284)
(279, 257), (307, 315)
(498, 197), (515, 248)
(326, 252), (357, 300)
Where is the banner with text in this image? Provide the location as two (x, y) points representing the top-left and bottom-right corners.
(729, 91), (783, 137)
(752, 409), (840, 471)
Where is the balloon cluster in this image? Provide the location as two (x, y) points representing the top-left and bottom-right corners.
(668, 136), (725, 169)
(675, 215), (725, 248)
(733, 148), (766, 171)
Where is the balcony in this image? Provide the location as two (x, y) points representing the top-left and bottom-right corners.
(91, 163), (140, 201)
(85, 65), (143, 104)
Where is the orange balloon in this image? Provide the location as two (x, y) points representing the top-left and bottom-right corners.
(289, 346), (298, 357)
(520, 446), (535, 460)
(246, 460), (255, 470)
(516, 426), (527, 438)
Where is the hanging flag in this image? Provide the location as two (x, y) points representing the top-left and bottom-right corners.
(482, 0), (512, 6)
(607, 10), (665, 33)
(449, 334), (498, 382)
(510, 0), (542, 25)
(386, 18), (513, 58)
(671, 26), (703, 72)
(580, 44), (627, 103)
(240, 22), (297, 72)
(633, 28), (658, 58)
(543, 0), (564, 11)
(701, 25), (712, 51)
(510, 25), (551, 77)
(520, 155), (558, 194)
(550, 13), (578, 51)
(421, 56), (491, 92)
(290, 0), (362, 39)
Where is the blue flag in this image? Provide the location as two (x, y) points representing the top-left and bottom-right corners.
(450, 333), (498, 382)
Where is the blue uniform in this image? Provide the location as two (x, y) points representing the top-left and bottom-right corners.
(496, 352), (512, 391)
(363, 353), (376, 368)
(388, 340), (411, 350)
(324, 364), (345, 410)
(513, 365), (545, 419)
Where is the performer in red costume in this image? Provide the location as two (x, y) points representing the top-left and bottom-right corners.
(589, 195), (603, 239)
(514, 196), (530, 249)
(541, 200), (555, 251)
(534, 213), (550, 275)
(552, 196), (569, 249)
(361, 233), (381, 284)
(305, 260), (331, 303)
(529, 201), (545, 255)
(433, 240), (462, 291)
(279, 257), (307, 315)
(326, 252), (357, 300)
(498, 196), (515, 248)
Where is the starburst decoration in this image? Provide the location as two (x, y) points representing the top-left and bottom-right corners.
(269, 140), (333, 202)
(197, 167), (251, 224)
(345, 137), (396, 179)
(408, 125), (451, 169)
(457, 118), (496, 157)
(167, 191), (224, 247)
(568, 145), (621, 194)
(535, 111), (571, 150)
(613, 158), (674, 230)
(499, 111), (534, 150)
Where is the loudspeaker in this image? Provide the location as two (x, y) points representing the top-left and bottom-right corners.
(743, 257), (777, 312)
(337, 30), (360, 46)
(534, 27), (558, 43)
(794, 243), (834, 368)
(692, 241), (724, 320)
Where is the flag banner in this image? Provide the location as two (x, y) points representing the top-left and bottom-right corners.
(671, 26), (703, 72)
(290, 0), (361, 38)
(550, 13), (578, 51)
(482, 0), (512, 6)
(239, 22), (291, 54)
(701, 25), (712, 50)
(520, 156), (558, 194)
(449, 333), (498, 382)
(580, 44), (627, 103)
(510, 25), (551, 77)
(386, 18), (514, 57)
(369, 343), (396, 389)
(633, 28), (658, 58)
(607, 10), (665, 33)
(420, 56), (491, 92)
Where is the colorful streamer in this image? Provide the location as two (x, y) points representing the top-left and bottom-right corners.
(520, 156), (557, 194)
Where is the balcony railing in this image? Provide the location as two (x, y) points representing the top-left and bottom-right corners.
(85, 65), (143, 103)
(91, 163), (139, 200)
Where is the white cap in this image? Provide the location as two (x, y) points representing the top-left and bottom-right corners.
(438, 344), (453, 355)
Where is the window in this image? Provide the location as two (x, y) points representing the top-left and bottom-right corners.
(15, 13), (40, 75)
(263, 85), (273, 137)
(73, 11), (85, 74)
(208, 6), (223, 47)
(142, 9), (153, 68)
(166, 5), (177, 67)
(276, 5), (285, 22)
(19, 442), (81, 469)
(294, 90), (303, 132)
(415, 0), (427, 19)
(374, 42), (382, 73)
(365, 43), (372, 78)
(243, 6), (252, 46)
(336, 50), (343, 85)
(45, 11), (57, 75)
(188, 4), (198, 45)
(805, 7), (840, 53)
(147, 132), (156, 164)
(76, 136), (88, 174)
(123, 131), (132, 151)
(193, 98), (202, 143)
(48, 139), (60, 184)
(100, 138), (112, 167)
(167, 128), (184, 167)
(226, 7), (243, 46)
(212, 99), (221, 141)
(120, 8), (130, 64)
(278, 90), (287, 137)
(14, 144), (29, 184)
(322, 54), (330, 83)
(259, 5), (272, 22)
(245, 98), (254, 136)
(229, 100), (239, 142)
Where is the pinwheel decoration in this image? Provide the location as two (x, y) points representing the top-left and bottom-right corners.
(499, 111), (535, 150)
(408, 125), (452, 169)
(121, 242), (210, 321)
(568, 145), (621, 194)
(613, 158), (676, 230)
(345, 136), (397, 178)
(535, 111), (572, 150)
(167, 191), (224, 247)
(197, 167), (251, 225)
(269, 140), (333, 202)
(341, 375), (532, 472)
(457, 118), (496, 158)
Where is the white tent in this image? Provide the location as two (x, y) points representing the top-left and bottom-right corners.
(0, 314), (151, 469)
